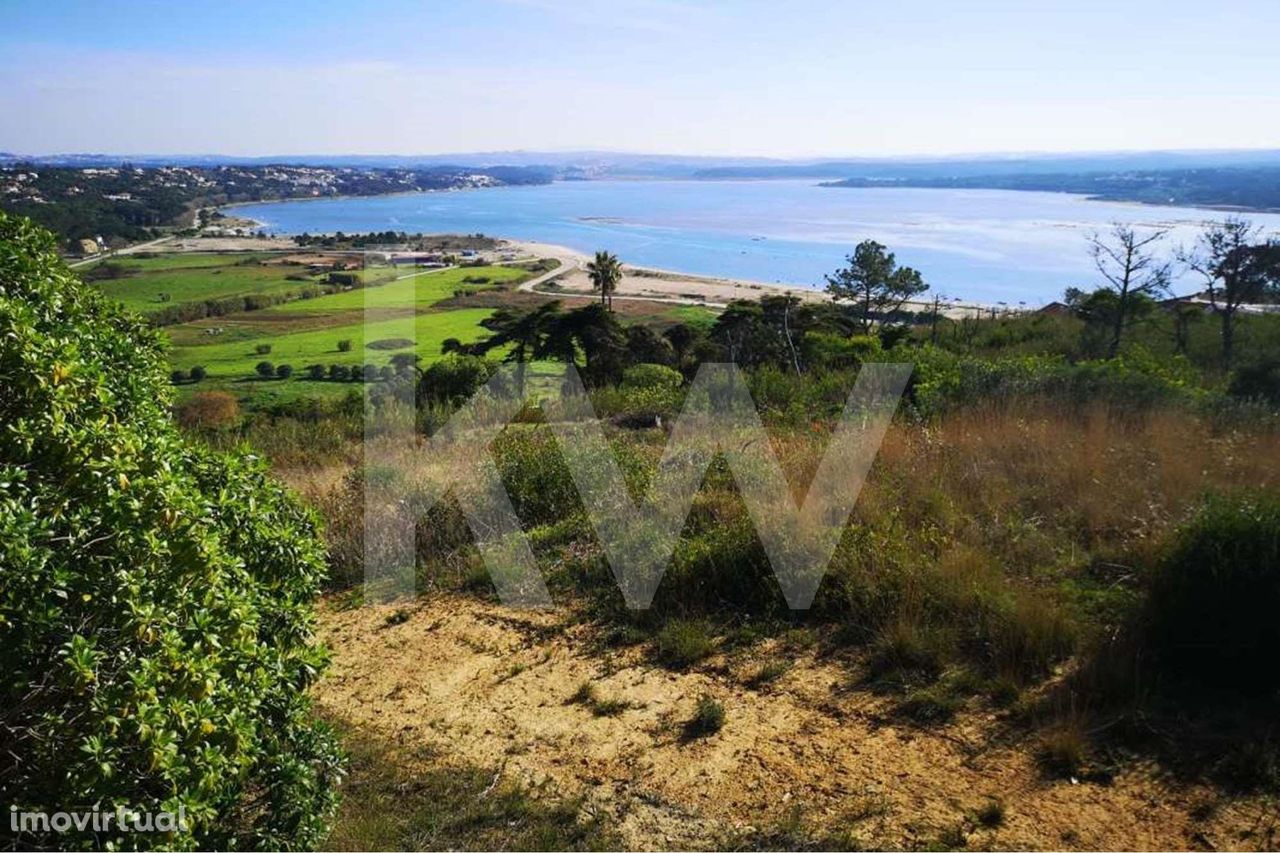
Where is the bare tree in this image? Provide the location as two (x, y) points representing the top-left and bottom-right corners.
(1180, 218), (1280, 369)
(1087, 224), (1170, 358)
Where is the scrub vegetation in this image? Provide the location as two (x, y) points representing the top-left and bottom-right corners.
(5, 208), (1280, 850)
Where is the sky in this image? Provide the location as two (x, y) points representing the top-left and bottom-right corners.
(2, 0), (1278, 158)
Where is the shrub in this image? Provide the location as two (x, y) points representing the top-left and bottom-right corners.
(255, 343), (272, 355)
(306, 363), (326, 380)
(1146, 491), (1280, 694)
(621, 362), (684, 392)
(801, 331), (881, 370)
(1230, 356), (1280, 404)
(0, 212), (341, 848)
(329, 363), (351, 382)
(175, 390), (241, 431)
(654, 619), (715, 669)
(975, 799), (1005, 828)
(748, 659), (792, 687)
(684, 694), (726, 738)
(256, 360), (275, 378)
(489, 427), (582, 527)
(189, 365), (207, 382)
(389, 352), (420, 372)
(419, 355), (500, 406)
(337, 339), (353, 352)
(568, 681), (598, 706)
(866, 617), (946, 685)
(169, 368), (188, 384)
(1038, 721), (1090, 778)
(276, 363), (294, 379)
(592, 362), (686, 423)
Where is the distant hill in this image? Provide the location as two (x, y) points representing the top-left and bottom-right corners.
(8, 148), (1280, 182)
(820, 166), (1280, 212)
(691, 150), (1280, 181)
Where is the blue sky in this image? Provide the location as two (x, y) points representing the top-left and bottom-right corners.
(2, 0), (1278, 157)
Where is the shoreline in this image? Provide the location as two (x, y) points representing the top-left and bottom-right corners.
(503, 239), (1001, 316)
(212, 179), (1273, 309)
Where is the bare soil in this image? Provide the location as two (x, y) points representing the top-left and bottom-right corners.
(315, 594), (1279, 851)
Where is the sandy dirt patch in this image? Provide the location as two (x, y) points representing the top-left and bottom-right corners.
(315, 593), (1275, 850)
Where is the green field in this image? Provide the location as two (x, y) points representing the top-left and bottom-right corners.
(90, 253), (305, 312)
(665, 304), (719, 328)
(82, 253), (537, 406)
(170, 309), (496, 375)
(267, 265), (528, 313)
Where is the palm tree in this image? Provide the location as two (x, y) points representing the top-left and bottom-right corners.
(469, 301), (563, 395)
(586, 251), (623, 311)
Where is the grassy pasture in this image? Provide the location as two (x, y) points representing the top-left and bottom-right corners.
(269, 265), (529, 313)
(80, 252), (538, 405)
(170, 309), (496, 375)
(91, 252), (303, 312)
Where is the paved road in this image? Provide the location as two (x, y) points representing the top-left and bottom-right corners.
(67, 235), (173, 268)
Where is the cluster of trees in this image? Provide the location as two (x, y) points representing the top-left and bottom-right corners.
(150, 288), (305, 327)
(169, 364), (206, 384)
(434, 241), (927, 393)
(1066, 218), (1280, 367)
(294, 230), (416, 248)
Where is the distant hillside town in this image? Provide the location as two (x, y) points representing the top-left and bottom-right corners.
(0, 163), (551, 249)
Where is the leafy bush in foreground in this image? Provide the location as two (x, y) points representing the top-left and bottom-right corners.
(0, 212), (341, 849)
(1146, 491), (1280, 695)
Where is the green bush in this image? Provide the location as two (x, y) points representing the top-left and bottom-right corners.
(801, 331), (881, 370)
(0, 213), (342, 848)
(1230, 356), (1280, 404)
(684, 694), (726, 737)
(620, 362), (684, 392)
(654, 619), (715, 668)
(490, 426), (582, 527)
(419, 354), (499, 406)
(1146, 491), (1280, 694)
(900, 344), (1202, 417)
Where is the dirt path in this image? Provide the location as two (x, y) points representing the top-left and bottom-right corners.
(315, 594), (1276, 850)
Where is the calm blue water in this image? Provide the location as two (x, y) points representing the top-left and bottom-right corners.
(233, 180), (1280, 304)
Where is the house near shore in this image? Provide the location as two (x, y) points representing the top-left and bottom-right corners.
(1159, 292), (1280, 316)
(1037, 301), (1072, 317)
(389, 253), (448, 267)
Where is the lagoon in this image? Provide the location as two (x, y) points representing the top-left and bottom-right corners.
(233, 179), (1280, 304)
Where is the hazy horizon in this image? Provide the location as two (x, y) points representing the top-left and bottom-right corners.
(4, 0), (1278, 158)
(6, 145), (1280, 163)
